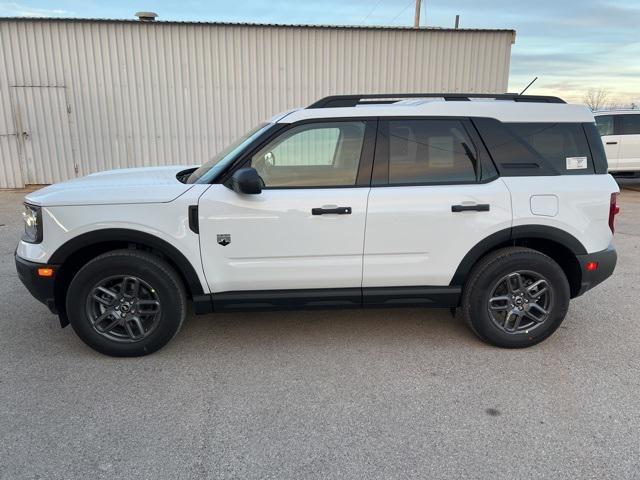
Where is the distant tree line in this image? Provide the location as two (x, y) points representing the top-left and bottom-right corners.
(583, 88), (638, 111)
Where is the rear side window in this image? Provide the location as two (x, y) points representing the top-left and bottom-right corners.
(473, 119), (595, 176)
(383, 119), (477, 185)
(595, 115), (614, 136)
(620, 115), (640, 135)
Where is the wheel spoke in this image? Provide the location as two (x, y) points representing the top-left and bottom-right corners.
(511, 313), (523, 331)
(507, 273), (524, 293)
(525, 303), (548, 322)
(92, 286), (118, 306)
(124, 316), (145, 340)
(92, 294), (113, 307)
(527, 279), (548, 299)
(121, 276), (141, 299)
(489, 295), (510, 311)
(503, 311), (516, 330)
(94, 311), (121, 333)
(137, 300), (161, 314)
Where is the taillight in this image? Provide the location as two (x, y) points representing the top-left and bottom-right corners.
(609, 193), (620, 233)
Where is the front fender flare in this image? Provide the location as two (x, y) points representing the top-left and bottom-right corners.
(49, 228), (205, 296)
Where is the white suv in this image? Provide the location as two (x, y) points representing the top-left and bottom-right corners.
(594, 110), (640, 175)
(15, 93), (619, 356)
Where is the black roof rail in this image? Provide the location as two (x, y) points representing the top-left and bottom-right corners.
(307, 93), (566, 108)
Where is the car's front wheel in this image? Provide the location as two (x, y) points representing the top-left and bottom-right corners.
(66, 250), (187, 356)
(461, 247), (570, 348)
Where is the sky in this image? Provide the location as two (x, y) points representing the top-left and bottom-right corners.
(1, 0), (638, 105)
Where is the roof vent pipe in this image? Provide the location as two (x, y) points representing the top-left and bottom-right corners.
(135, 12), (158, 22)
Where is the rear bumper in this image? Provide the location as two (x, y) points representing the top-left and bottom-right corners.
(15, 254), (58, 314)
(575, 244), (617, 297)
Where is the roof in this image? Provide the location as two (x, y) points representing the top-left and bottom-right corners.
(278, 98), (594, 124)
(308, 93), (565, 108)
(0, 17), (515, 34)
(593, 109), (639, 115)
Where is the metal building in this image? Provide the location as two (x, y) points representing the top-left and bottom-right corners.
(0, 17), (515, 188)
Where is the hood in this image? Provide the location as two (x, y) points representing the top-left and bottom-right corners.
(25, 165), (198, 207)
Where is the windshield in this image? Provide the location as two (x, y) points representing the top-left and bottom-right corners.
(187, 123), (272, 184)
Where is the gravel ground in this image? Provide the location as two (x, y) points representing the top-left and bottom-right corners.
(1, 182), (639, 479)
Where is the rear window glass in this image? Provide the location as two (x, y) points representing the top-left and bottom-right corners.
(473, 119), (595, 175)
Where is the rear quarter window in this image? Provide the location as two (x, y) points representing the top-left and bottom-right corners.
(473, 118), (596, 176)
(620, 115), (640, 135)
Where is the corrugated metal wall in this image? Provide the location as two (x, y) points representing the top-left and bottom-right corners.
(0, 19), (514, 187)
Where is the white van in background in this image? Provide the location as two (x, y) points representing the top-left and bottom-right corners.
(594, 110), (640, 175)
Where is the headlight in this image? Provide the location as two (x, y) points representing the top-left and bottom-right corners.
(22, 204), (42, 243)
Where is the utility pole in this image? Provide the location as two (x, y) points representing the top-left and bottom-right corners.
(414, 0), (422, 28)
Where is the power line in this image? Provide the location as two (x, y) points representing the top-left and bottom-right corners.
(388, 0), (415, 25)
(361, 0), (384, 24)
(423, 0), (427, 27)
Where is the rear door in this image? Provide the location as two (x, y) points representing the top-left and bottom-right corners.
(198, 119), (376, 293)
(595, 114), (620, 170)
(617, 114), (640, 171)
(363, 118), (511, 290)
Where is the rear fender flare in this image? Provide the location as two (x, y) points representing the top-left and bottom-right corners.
(450, 225), (587, 286)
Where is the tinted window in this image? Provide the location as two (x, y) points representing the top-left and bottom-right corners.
(474, 119), (595, 175)
(384, 120), (477, 184)
(620, 115), (640, 135)
(595, 115), (614, 136)
(509, 123), (593, 172)
(251, 121), (365, 187)
(583, 123), (609, 174)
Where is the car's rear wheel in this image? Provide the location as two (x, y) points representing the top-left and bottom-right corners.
(461, 247), (570, 348)
(66, 250), (186, 356)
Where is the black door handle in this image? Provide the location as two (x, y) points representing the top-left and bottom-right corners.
(451, 204), (490, 212)
(606, 141), (618, 145)
(312, 206), (352, 215)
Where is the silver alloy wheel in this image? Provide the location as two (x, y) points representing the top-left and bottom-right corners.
(86, 275), (162, 342)
(487, 270), (553, 334)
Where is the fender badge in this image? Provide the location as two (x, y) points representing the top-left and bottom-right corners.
(217, 234), (231, 246)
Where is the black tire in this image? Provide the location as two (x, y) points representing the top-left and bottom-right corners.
(66, 249), (187, 357)
(461, 247), (570, 348)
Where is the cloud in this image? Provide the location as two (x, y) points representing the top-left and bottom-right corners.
(0, 2), (67, 17)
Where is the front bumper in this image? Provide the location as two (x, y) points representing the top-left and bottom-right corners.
(15, 254), (58, 314)
(575, 244), (617, 297)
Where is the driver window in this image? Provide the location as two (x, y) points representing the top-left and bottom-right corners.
(251, 121), (366, 187)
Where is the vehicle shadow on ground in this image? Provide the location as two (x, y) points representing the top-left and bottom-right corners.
(616, 177), (640, 191)
(171, 307), (483, 354)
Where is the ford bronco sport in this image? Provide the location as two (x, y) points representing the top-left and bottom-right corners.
(15, 93), (619, 356)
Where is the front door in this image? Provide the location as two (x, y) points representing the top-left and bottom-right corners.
(198, 119), (376, 294)
(11, 86), (77, 184)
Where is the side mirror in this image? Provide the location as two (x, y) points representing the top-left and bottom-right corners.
(231, 167), (263, 195)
